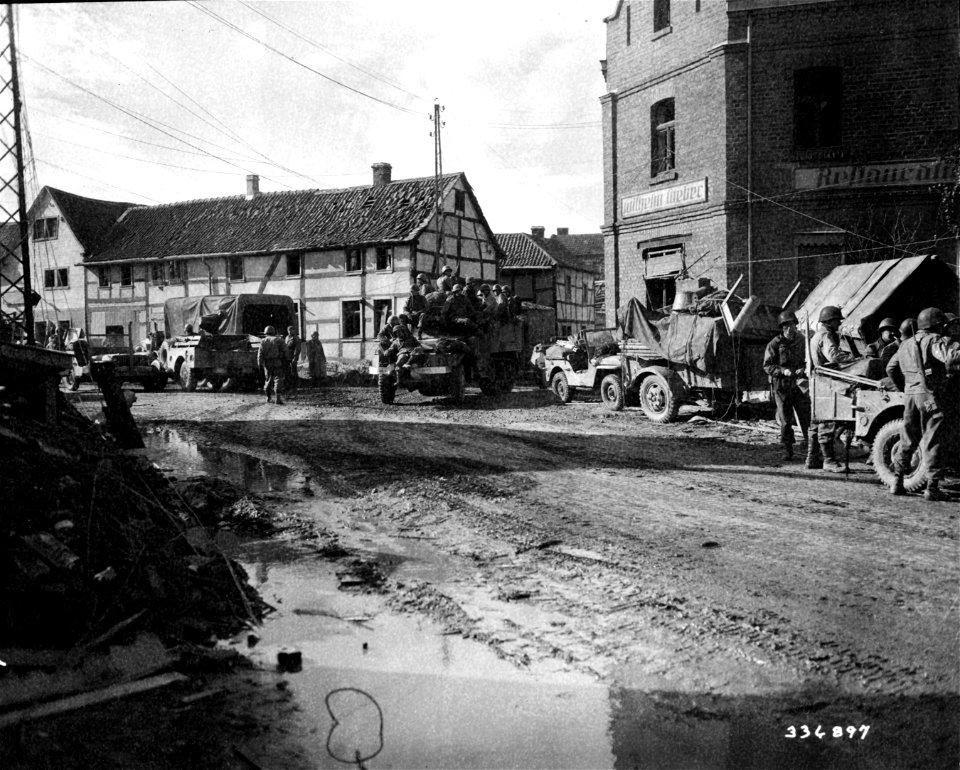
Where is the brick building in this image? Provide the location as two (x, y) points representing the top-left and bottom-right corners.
(601, 0), (959, 326)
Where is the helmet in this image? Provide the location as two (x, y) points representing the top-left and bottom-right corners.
(778, 310), (798, 327)
(451, 284), (464, 293)
(263, 325), (276, 335)
(899, 318), (916, 339)
(818, 305), (842, 324)
(877, 317), (898, 333)
(441, 265), (453, 274)
(184, 324), (195, 335)
(416, 272), (430, 282)
(493, 284), (502, 293)
(398, 313), (411, 325)
(917, 307), (947, 331)
(945, 312), (959, 325)
(410, 283), (420, 291)
(479, 283), (491, 294)
(387, 315), (400, 326)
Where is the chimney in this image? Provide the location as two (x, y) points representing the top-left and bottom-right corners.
(556, 227), (569, 236)
(372, 162), (392, 186)
(530, 226), (545, 239)
(246, 174), (260, 199)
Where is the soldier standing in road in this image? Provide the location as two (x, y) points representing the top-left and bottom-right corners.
(284, 326), (301, 394)
(806, 305), (856, 472)
(258, 325), (285, 405)
(763, 310), (809, 461)
(885, 307), (960, 501)
(306, 331), (326, 386)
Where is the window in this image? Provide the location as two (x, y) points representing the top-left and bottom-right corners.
(342, 300), (361, 338)
(645, 277), (676, 310)
(97, 267), (110, 288)
(228, 255), (244, 281)
(565, 275), (572, 302)
(151, 263), (165, 285)
(43, 268), (68, 288)
(582, 282), (589, 305)
(168, 260), (186, 284)
(560, 324), (573, 338)
(373, 299), (392, 334)
(794, 67), (842, 150)
(375, 247), (391, 272)
(120, 264), (133, 287)
(454, 189), (466, 212)
(653, 0), (670, 32)
(651, 99), (676, 177)
(346, 248), (363, 273)
(33, 217), (58, 241)
(286, 253), (301, 277)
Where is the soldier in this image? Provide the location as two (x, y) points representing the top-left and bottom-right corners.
(464, 277), (484, 312)
(945, 313), (960, 346)
(806, 305), (856, 472)
(438, 265), (454, 293)
(377, 315), (400, 363)
(479, 283), (498, 316)
(763, 310), (809, 461)
(284, 326), (301, 394)
(866, 317), (899, 363)
(886, 307), (960, 501)
(391, 317), (419, 386)
(899, 318), (916, 342)
(416, 272), (433, 294)
(258, 325), (285, 404)
(403, 283), (428, 330)
(442, 284), (479, 336)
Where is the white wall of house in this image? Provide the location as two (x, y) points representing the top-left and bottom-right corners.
(30, 196), (86, 335)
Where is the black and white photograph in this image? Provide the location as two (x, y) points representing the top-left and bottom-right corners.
(0, 1), (957, 768)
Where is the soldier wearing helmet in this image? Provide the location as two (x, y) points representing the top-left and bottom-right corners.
(442, 283), (479, 335)
(806, 305), (856, 472)
(416, 272), (433, 293)
(763, 309), (809, 461)
(403, 282), (428, 331)
(885, 306), (960, 501)
(257, 325), (285, 404)
(899, 318), (916, 341)
(478, 283), (498, 316)
(438, 265), (454, 293)
(866, 317), (901, 367)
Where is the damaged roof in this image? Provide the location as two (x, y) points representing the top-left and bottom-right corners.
(88, 174), (467, 263)
(43, 188), (136, 257)
(496, 232), (595, 273)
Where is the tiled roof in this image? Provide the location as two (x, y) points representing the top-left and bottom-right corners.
(45, 188), (136, 256)
(550, 233), (603, 274)
(88, 174), (464, 263)
(497, 232), (595, 272)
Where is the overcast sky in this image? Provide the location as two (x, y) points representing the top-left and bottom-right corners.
(14, 1), (609, 235)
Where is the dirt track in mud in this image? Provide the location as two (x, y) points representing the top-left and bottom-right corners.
(125, 383), (959, 706)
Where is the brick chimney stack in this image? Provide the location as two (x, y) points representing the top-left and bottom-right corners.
(531, 226), (545, 239)
(372, 162), (392, 186)
(246, 174), (260, 199)
(556, 227), (569, 236)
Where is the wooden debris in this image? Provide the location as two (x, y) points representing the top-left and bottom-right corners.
(0, 672), (187, 728)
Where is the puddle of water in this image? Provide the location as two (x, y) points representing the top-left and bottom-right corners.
(143, 426), (300, 493)
(237, 545), (614, 770)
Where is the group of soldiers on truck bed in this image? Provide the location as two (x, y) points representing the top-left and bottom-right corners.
(764, 305), (960, 501)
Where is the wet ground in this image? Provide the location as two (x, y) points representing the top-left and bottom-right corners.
(16, 384), (959, 768)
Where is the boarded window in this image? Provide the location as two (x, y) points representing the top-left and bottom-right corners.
(33, 217), (58, 241)
(228, 255), (244, 281)
(120, 265), (133, 286)
(286, 253), (302, 276)
(375, 247), (391, 271)
(794, 67), (842, 150)
(342, 300), (361, 338)
(346, 248), (363, 273)
(651, 98), (676, 177)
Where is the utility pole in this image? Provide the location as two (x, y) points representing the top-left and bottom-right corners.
(0, 3), (34, 343)
(430, 100), (444, 274)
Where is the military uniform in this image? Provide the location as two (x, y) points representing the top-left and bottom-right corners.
(886, 329), (960, 497)
(258, 333), (285, 403)
(807, 321), (855, 470)
(284, 332), (301, 392)
(763, 331), (809, 457)
(403, 291), (428, 329)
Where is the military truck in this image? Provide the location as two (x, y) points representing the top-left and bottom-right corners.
(65, 326), (167, 392)
(159, 294), (296, 392)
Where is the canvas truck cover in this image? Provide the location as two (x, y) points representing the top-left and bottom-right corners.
(164, 294), (295, 337)
(796, 255), (959, 341)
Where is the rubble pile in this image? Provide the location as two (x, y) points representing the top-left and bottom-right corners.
(0, 395), (267, 650)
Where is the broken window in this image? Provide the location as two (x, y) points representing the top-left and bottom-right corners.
(651, 98), (676, 177)
(342, 300), (361, 338)
(228, 255), (244, 281)
(372, 299), (392, 334)
(794, 67), (842, 150)
(375, 247), (392, 271)
(33, 217), (58, 241)
(286, 253), (302, 277)
(346, 248), (363, 273)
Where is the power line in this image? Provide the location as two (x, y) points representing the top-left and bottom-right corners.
(185, 1), (421, 116)
(33, 157), (161, 203)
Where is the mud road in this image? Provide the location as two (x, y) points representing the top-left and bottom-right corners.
(57, 383), (960, 767)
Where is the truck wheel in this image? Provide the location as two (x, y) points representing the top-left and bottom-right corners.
(180, 363), (198, 392)
(378, 374), (396, 404)
(639, 373), (679, 423)
(448, 364), (466, 405)
(480, 378), (498, 396)
(600, 374), (624, 412)
(551, 371), (572, 403)
(871, 418), (926, 492)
